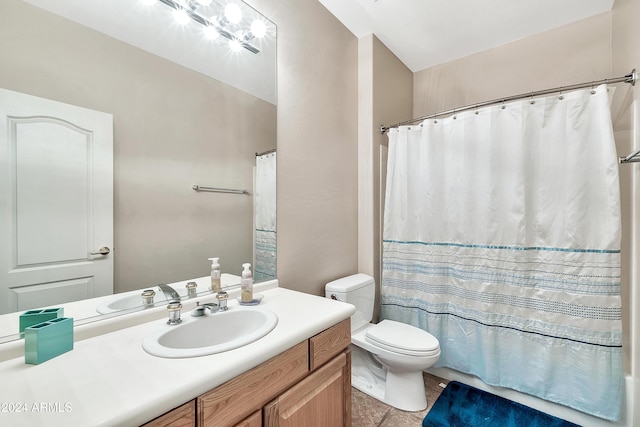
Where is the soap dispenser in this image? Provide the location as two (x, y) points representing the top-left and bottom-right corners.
(240, 263), (253, 303)
(209, 257), (221, 292)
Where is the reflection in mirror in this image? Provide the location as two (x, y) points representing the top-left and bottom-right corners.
(254, 149), (277, 281)
(0, 0), (276, 340)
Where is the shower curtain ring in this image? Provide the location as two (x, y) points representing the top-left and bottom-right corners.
(591, 81), (596, 94)
(529, 92), (535, 105)
(559, 87), (564, 100)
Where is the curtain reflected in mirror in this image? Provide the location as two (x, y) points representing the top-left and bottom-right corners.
(254, 150), (276, 281)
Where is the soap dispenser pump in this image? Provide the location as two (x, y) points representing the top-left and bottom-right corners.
(209, 257), (221, 292)
(240, 263), (253, 303)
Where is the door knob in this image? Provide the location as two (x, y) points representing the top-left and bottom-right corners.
(90, 246), (111, 256)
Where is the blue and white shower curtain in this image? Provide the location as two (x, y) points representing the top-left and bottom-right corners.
(254, 152), (276, 281)
(381, 85), (623, 420)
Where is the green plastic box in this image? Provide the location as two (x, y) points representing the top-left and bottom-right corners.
(24, 317), (74, 365)
(19, 308), (64, 333)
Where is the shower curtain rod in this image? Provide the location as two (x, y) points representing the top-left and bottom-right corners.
(380, 69), (637, 135)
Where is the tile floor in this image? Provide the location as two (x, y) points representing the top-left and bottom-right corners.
(351, 373), (449, 427)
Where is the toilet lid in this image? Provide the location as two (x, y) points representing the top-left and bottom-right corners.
(365, 320), (439, 356)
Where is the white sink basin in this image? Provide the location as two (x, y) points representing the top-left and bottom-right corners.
(142, 307), (278, 358)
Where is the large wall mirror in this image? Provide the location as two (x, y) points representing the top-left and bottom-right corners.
(0, 0), (276, 340)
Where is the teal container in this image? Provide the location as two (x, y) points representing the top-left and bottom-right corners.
(24, 317), (74, 365)
(19, 308), (64, 333)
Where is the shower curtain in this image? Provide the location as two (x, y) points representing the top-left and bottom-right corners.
(254, 152), (276, 281)
(381, 85), (623, 421)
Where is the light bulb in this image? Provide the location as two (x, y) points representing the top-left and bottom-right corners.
(196, 0), (213, 5)
(229, 39), (242, 52)
(173, 8), (190, 25)
(250, 20), (266, 38)
(203, 25), (219, 40)
(224, 3), (242, 24)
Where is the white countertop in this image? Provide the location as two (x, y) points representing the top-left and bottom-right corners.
(0, 285), (355, 427)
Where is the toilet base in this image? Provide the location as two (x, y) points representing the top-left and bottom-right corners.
(383, 370), (427, 411)
(351, 344), (428, 412)
(352, 373), (385, 402)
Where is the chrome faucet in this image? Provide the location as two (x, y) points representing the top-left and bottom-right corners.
(141, 289), (156, 306)
(186, 281), (198, 298)
(190, 292), (229, 317)
(191, 302), (220, 316)
(203, 303), (220, 313)
(166, 301), (182, 325)
(216, 291), (229, 311)
(158, 284), (180, 301)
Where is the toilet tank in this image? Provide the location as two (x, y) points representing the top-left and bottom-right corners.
(325, 274), (375, 332)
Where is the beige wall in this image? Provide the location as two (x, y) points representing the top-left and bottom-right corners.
(248, 0), (360, 296)
(358, 35), (412, 320)
(412, 13), (613, 118)
(0, 0), (276, 292)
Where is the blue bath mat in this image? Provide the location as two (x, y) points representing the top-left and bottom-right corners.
(422, 381), (581, 427)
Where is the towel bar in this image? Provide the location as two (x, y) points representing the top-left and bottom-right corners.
(192, 185), (249, 195)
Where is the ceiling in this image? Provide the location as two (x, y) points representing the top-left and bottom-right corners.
(318, 0), (615, 72)
(21, 0), (277, 104)
(20, 0), (615, 97)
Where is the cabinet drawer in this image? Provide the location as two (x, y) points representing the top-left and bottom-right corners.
(309, 318), (350, 370)
(235, 410), (261, 427)
(141, 399), (195, 427)
(198, 341), (309, 427)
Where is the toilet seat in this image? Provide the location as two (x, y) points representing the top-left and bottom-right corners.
(365, 320), (439, 357)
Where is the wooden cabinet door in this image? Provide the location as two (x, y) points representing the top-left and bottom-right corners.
(263, 351), (350, 427)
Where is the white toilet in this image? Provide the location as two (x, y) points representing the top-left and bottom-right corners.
(325, 273), (440, 412)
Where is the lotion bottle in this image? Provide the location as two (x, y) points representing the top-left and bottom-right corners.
(209, 257), (221, 292)
(240, 263), (253, 303)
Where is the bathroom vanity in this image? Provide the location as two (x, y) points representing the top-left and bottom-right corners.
(0, 283), (355, 427)
(145, 318), (351, 427)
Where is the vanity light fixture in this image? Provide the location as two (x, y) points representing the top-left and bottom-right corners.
(229, 38), (243, 52)
(172, 7), (190, 25)
(224, 3), (242, 24)
(202, 24), (219, 40)
(249, 19), (267, 39)
(145, 0), (268, 54)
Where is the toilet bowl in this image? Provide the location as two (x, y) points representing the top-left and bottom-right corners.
(326, 274), (440, 412)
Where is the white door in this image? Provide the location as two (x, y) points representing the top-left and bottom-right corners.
(0, 88), (113, 315)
